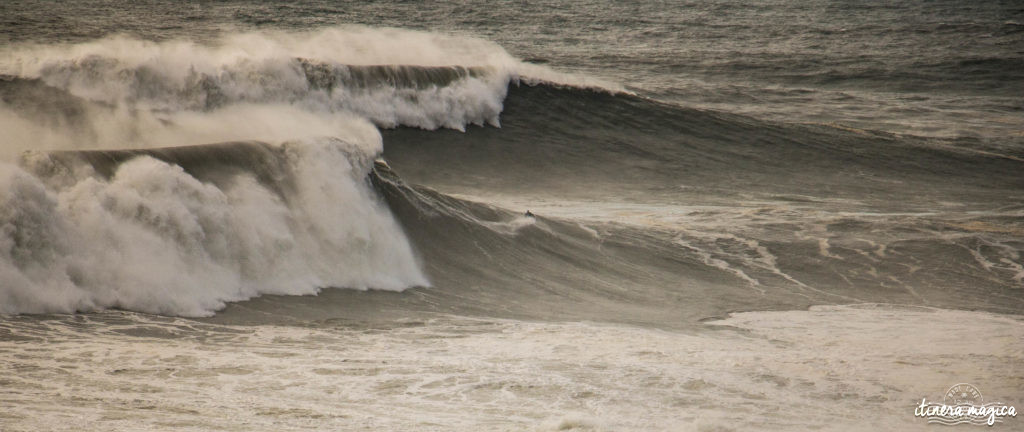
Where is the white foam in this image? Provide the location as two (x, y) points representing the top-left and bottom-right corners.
(0, 305), (1019, 430)
(0, 26), (623, 155)
(0, 137), (428, 316)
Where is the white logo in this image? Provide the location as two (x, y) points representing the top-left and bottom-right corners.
(915, 383), (1017, 426)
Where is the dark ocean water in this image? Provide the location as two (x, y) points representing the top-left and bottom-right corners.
(1, 1), (1022, 431)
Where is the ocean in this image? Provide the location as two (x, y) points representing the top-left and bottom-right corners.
(1, 1), (1022, 430)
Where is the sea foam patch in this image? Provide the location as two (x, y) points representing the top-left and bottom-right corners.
(1, 304), (1019, 431)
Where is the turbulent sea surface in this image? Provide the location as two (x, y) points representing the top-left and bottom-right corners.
(1, 1), (1022, 431)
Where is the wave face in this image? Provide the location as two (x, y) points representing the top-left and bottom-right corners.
(369, 83), (1024, 323)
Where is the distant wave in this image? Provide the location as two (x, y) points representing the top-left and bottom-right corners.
(0, 26), (621, 151)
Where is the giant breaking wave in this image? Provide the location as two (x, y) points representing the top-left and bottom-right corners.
(0, 26), (612, 316)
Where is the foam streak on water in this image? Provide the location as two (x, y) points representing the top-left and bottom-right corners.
(0, 305), (1020, 431)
